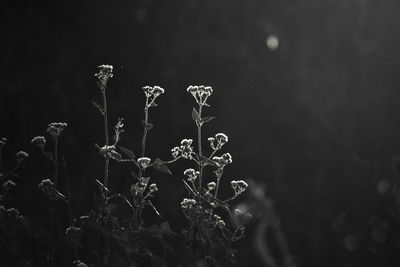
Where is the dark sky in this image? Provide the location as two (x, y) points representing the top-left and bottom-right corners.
(2, 0), (400, 266)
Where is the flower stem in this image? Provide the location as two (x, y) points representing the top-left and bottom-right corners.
(141, 98), (150, 158)
(197, 104), (204, 192)
(0, 147), (4, 175)
(102, 90), (110, 189)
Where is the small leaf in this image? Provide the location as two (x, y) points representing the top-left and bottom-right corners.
(192, 108), (201, 122)
(92, 101), (104, 114)
(152, 158), (172, 175)
(118, 146), (136, 159)
(202, 116), (216, 123)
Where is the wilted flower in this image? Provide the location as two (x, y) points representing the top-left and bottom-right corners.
(47, 122), (68, 139)
(31, 136), (46, 149)
(208, 137), (216, 149)
(95, 65), (113, 88)
(16, 151), (29, 162)
(0, 137), (6, 147)
(137, 157), (151, 168)
(149, 183), (158, 192)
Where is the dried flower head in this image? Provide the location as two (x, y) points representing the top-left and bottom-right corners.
(95, 65), (113, 88)
(208, 137), (216, 149)
(65, 226), (81, 235)
(47, 122), (68, 139)
(171, 139), (194, 159)
(0, 137), (6, 147)
(16, 151), (29, 162)
(137, 157), (151, 168)
(31, 136), (46, 148)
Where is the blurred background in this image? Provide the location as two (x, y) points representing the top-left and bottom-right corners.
(2, 0), (400, 266)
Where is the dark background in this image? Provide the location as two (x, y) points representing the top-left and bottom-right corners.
(2, 0), (400, 266)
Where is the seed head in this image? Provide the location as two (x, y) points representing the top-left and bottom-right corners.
(149, 183), (158, 192)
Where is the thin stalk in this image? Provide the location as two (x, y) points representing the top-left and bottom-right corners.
(141, 97), (149, 157)
(213, 172), (223, 198)
(54, 139), (58, 187)
(197, 104), (204, 192)
(102, 90), (110, 189)
(0, 147), (4, 175)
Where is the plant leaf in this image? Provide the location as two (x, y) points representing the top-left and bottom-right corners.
(152, 158), (172, 175)
(118, 146), (136, 159)
(92, 101), (104, 114)
(202, 116), (216, 123)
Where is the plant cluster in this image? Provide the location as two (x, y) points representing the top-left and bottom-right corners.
(1, 65), (252, 267)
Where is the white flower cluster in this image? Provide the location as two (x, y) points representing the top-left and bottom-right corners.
(212, 152), (232, 167)
(142, 85), (165, 98)
(171, 139), (194, 159)
(231, 180), (248, 195)
(31, 136), (46, 149)
(47, 122), (68, 139)
(0, 137), (6, 147)
(99, 145), (121, 161)
(130, 177), (150, 197)
(149, 183), (158, 193)
(16, 151), (29, 162)
(181, 198), (197, 210)
(94, 65), (113, 87)
(207, 182), (216, 191)
(187, 85), (213, 105)
(208, 132), (228, 150)
(183, 168), (199, 182)
(212, 214), (226, 228)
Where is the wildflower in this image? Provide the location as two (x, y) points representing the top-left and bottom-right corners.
(184, 168), (199, 182)
(213, 152), (232, 167)
(73, 260), (88, 267)
(16, 151), (29, 163)
(31, 136), (46, 149)
(99, 145), (122, 160)
(171, 147), (181, 159)
(65, 226), (81, 235)
(180, 139), (194, 159)
(187, 85), (213, 105)
(3, 180), (16, 190)
(47, 122), (68, 138)
(216, 219), (226, 228)
(215, 133), (228, 145)
(95, 65), (113, 88)
(207, 182), (216, 191)
(181, 198), (196, 210)
(231, 180), (248, 195)
(149, 183), (158, 192)
(142, 86), (165, 104)
(137, 157), (151, 168)
(6, 208), (20, 217)
(0, 137), (6, 147)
